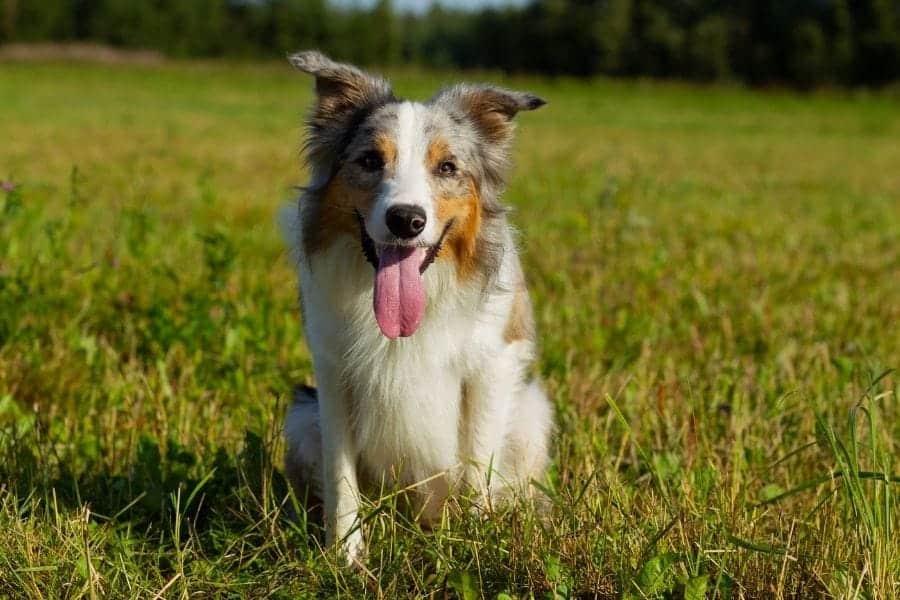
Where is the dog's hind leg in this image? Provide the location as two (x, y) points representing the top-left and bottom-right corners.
(464, 337), (553, 492)
(502, 379), (553, 489)
(284, 385), (323, 506)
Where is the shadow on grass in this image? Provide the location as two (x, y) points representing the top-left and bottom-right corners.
(0, 429), (324, 560)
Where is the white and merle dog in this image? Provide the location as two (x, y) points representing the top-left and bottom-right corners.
(282, 51), (553, 563)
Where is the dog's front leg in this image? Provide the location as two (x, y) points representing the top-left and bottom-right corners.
(462, 352), (519, 502)
(316, 364), (364, 565)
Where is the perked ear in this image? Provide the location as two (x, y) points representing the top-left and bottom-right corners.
(433, 84), (546, 144)
(288, 50), (395, 165)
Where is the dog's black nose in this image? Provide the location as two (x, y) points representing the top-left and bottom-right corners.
(386, 204), (426, 239)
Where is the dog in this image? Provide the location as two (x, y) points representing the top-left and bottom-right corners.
(282, 51), (553, 564)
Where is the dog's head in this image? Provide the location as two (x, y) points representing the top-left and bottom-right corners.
(290, 51), (544, 339)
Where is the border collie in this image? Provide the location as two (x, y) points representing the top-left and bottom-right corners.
(282, 51), (553, 564)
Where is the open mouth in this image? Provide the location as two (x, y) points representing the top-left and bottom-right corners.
(354, 210), (452, 274)
(354, 210), (454, 339)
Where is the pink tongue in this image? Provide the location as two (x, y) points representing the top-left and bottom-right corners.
(373, 246), (427, 339)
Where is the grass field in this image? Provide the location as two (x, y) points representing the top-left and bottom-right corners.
(0, 59), (898, 598)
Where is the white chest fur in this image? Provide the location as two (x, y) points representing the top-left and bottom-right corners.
(298, 235), (512, 485)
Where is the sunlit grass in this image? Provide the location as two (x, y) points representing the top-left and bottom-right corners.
(0, 60), (898, 598)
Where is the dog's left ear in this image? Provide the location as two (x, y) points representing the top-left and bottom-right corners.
(289, 50), (395, 165)
(433, 84), (545, 145)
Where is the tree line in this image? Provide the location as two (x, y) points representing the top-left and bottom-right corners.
(3, 0), (899, 86)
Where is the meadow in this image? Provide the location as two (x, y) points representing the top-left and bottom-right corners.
(0, 59), (898, 598)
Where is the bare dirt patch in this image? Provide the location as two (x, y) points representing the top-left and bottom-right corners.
(0, 42), (163, 64)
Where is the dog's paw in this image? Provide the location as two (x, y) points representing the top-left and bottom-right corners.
(342, 529), (366, 568)
(463, 467), (496, 508)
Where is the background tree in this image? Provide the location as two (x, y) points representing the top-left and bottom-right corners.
(2, 0), (898, 87)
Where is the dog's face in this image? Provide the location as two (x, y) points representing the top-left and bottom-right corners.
(290, 52), (544, 338)
(343, 102), (478, 255)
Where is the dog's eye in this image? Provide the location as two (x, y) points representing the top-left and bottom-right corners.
(356, 152), (384, 172)
(438, 161), (457, 176)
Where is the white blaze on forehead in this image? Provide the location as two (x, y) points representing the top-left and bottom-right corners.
(397, 102), (427, 173)
(394, 102), (431, 208)
(368, 101), (436, 243)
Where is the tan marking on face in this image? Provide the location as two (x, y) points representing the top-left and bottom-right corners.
(435, 178), (481, 280)
(302, 170), (377, 257)
(373, 133), (397, 168)
(426, 137), (451, 171)
(503, 281), (535, 343)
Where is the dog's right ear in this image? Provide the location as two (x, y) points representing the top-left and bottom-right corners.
(289, 51), (395, 165)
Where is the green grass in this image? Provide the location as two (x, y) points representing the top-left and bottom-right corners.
(1, 59), (898, 598)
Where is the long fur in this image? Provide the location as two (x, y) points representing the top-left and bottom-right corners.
(282, 51), (553, 564)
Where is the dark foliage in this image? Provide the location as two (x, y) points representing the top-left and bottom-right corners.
(3, 0), (899, 86)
